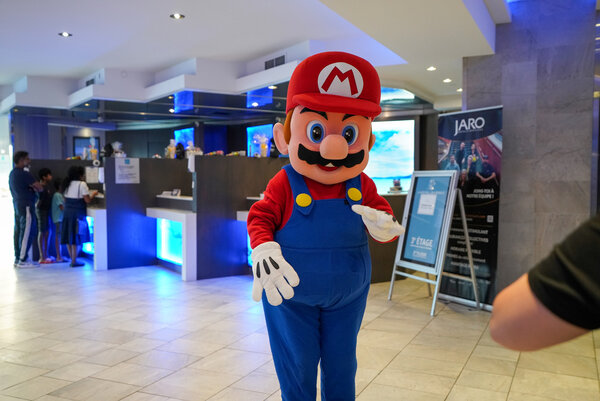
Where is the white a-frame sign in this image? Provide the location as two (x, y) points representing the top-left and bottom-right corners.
(388, 170), (480, 316)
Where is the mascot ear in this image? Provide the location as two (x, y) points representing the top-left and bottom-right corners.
(273, 123), (289, 155)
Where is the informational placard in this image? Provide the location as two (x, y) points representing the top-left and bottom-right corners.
(115, 158), (140, 184)
(437, 106), (502, 305)
(395, 170), (458, 275)
(85, 167), (99, 184)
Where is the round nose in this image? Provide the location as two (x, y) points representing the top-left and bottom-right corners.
(320, 135), (348, 160)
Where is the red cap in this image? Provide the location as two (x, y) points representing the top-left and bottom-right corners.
(286, 51), (381, 118)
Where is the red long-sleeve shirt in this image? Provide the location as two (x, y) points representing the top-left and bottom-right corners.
(247, 169), (394, 249)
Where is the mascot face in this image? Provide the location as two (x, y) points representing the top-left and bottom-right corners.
(272, 51), (382, 185)
(276, 105), (374, 185)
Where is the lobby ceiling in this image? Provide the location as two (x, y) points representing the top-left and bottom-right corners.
(0, 0), (512, 118)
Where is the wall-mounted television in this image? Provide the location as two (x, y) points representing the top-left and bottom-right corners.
(363, 119), (415, 195)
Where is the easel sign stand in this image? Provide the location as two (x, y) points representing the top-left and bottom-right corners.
(388, 170), (480, 316)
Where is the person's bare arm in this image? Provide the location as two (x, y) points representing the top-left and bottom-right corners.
(489, 274), (588, 351)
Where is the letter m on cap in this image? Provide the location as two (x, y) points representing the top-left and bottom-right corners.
(321, 67), (358, 96)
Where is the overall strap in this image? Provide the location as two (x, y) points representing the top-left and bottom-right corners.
(344, 174), (363, 206)
(282, 164), (313, 216)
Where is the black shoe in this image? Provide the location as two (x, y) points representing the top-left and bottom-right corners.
(70, 261), (84, 268)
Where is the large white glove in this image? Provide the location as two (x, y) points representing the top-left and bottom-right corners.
(251, 241), (300, 306)
(351, 204), (405, 242)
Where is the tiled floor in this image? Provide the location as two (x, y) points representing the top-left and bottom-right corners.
(0, 262), (599, 400)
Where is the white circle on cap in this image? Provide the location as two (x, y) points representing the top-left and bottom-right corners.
(317, 62), (363, 98)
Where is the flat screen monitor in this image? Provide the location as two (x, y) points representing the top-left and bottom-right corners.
(363, 119), (415, 195)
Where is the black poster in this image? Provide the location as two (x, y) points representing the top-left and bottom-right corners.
(437, 106), (503, 305)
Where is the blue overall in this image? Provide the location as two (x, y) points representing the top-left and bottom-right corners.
(263, 165), (371, 401)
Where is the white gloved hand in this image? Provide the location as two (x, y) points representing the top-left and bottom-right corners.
(251, 241), (300, 306)
(351, 204), (405, 242)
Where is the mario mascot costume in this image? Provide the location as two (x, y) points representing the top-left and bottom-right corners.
(247, 52), (405, 401)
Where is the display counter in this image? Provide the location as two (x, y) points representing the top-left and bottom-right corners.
(86, 206), (107, 271)
(146, 207), (197, 281)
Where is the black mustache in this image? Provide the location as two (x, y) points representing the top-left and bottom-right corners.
(298, 144), (364, 168)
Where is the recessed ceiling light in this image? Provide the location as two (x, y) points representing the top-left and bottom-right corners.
(169, 108), (175, 113)
(84, 103), (90, 107)
(168, 95), (174, 99)
(13, 108), (18, 112)
(251, 102), (259, 107)
(457, 88), (463, 92)
(596, 23), (600, 27)
(443, 78), (452, 83)
(170, 13), (185, 20)
(268, 85), (278, 90)
(426, 66), (437, 71)
(58, 32), (72, 37)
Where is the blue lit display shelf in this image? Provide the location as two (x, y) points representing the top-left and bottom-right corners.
(85, 207), (107, 270)
(146, 207), (197, 281)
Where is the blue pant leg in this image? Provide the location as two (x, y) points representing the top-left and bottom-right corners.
(17, 204), (36, 261)
(263, 297), (321, 401)
(319, 285), (369, 401)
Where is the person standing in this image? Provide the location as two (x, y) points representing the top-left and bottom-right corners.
(61, 166), (97, 267)
(51, 178), (65, 262)
(35, 168), (53, 264)
(9, 151), (42, 268)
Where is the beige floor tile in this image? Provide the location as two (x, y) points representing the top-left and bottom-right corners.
(33, 395), (73, 401)
(0, 329), (44, 344)
(511, 367), (600, 401)
(456, 369), (512, 392)
(181, 328), (246, 346)
(464, 355), (517, 376)
(357, 329), (415, 351)
(49, 377), (140, 401)
(128, 350), (200, 371)
(387, 353), (464, 378)
(445, 385), (507, 401)
(79, 328), (141, 344)
(5, 337), (62, 353)
(227, 332), (272, 354)
(0, 375), (71, 400)
(92, 362), (173, 386)
(83, 348), (139, 366)
(356, 345), (400, 370)
(362, 317), (426, 335)
(0, 396), (29, 401)
(264, 390), (281, 401)
(41, 327), (90, 341)
(373, 368), (455, 397)
(142, 367), (241, 401)
(231, 371), (280, 394)
(518, 349), (597, 378)
(188, 348), (271, 376)
(6, 349), (82, 370)
(254, 360), (277, 376)
(355, 367), (379, 394)
(44, 361), (108, 381)
(157, 338), (225, 357)
(207, 387), (268, 401)
(410, 332), (478, 352)
(507, 392), (560, 401)
(144, 328), (190, 342)
(356, 383), (444, 401)
(400, 344), (472, 364)
(120, 392), (181, 401)
(49, 338), (114, 356)
(0, 348), (30, 364)
(471, 344), (520, 362)
(117, 338), (167, 353)
(543, 333), (596, 358)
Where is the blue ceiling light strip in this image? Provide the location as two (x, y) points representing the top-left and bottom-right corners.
(173, 91), (194, 113)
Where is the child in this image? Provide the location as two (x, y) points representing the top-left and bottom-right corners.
(36, 168), (53, 264)
(51, 178), (65, 262)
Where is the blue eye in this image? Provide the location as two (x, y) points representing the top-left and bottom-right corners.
(342, 124), (358, 145)
(306, 121), (324, 143)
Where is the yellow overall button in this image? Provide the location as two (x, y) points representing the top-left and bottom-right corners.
(347, 188), (362, 202)
(296, 193), (312, 207)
